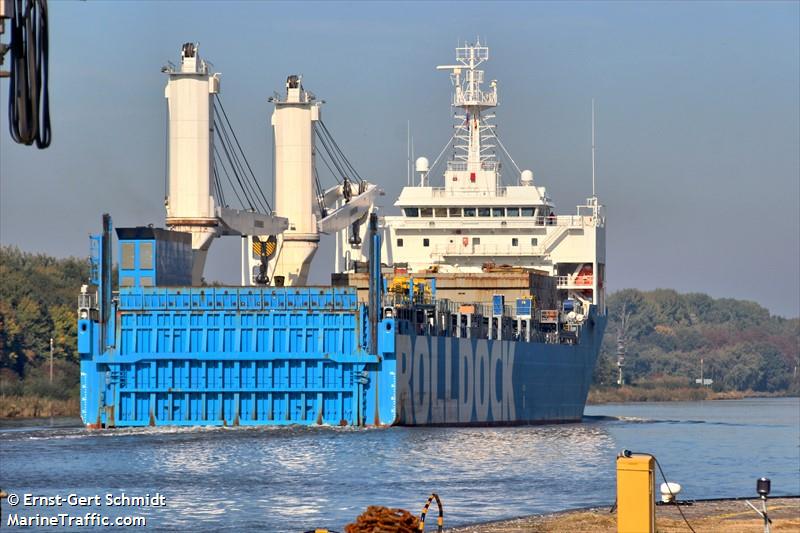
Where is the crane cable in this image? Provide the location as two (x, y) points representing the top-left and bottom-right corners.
(316, 120), (365, 183)
(7, 0), (51, 148)
(213, 105), (265, 212)
(213, 95), (272, 211)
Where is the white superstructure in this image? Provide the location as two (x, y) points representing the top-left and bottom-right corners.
(380, 41), (606, 310)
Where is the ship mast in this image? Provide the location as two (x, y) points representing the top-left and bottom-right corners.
(437, 40), (499, 191)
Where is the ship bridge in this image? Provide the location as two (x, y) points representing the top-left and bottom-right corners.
(375, 40), (606, 312)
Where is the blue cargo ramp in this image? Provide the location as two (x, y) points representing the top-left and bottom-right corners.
(80, 286), (381, 427)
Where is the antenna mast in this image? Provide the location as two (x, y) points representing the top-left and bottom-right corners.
(407, 120), (411, 186)
(592, 98), (597, 199)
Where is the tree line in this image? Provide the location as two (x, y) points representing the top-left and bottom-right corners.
(594, 288), (799, 393)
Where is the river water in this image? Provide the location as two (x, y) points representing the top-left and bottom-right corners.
(1, 398), (798, 532)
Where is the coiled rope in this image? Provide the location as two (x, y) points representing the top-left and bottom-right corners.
(344, 505), (421, 533)
(312, 493), (443, 533)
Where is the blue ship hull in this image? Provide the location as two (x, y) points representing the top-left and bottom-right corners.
(78, 284), (605, 428)
(78, 217), (606, 428)
(393, 312), (606, 426)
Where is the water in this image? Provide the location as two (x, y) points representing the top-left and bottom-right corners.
(1, 398), (797, 532)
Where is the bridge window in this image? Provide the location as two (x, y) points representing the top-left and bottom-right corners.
(435, 208), (448, 217)
(404, 208), (419, 217)
(449, 208), (462, 217)
(478, 207), (491, 217)
(507, 208), (519, 217)
(492, 207), (504, 217)
(521, 207), (535, 217)
(423, 238), (430, 247)
(420, 208), (433, 217)
(397, 238), (404, 247)
(464, 208), (476, 217)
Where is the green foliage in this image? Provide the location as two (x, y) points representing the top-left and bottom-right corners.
(599, 289), (799, 393)
(0, 246), (89, 391)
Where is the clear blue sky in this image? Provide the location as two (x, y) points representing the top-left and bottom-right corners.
(1, 1), (798, 317)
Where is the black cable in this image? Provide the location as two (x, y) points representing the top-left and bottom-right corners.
(319, 121), (362, 183)
(315, 124), (349, 180)
(214, 104), (269, 214)
(318, 120), (364, 183)
(214, 95), (272, 211)
(653, 456), (696, 533)
(214, 115), (266, 212)
(213, 144), (248, 210)
(7, 0), (51, 148)
(211, 160), (226, 208)
(312, 166), (327, 217)
(316, 144), (343, 184)
(215, 103), (268, 212)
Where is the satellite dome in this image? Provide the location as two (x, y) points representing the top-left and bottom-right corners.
(521, 169), (533, 185)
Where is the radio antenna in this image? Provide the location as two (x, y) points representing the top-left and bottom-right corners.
(407, 120), (411, 186)
(592, 98), (597, 198)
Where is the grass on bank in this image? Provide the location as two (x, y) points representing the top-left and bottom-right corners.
(0, 360), (80, 418)
(587, 375), (797, 404)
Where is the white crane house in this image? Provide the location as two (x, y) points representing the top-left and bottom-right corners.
(379, 41), (606, 311)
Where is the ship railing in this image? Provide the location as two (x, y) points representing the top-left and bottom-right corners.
(556, 275), (594, 288)
(431, 186), (507, 198)
(445, 161), (500, 172)
(383, 293), (434, 307)
(539, 215), (598, 227)
(453, 90), (497, 107)
(433, 243), (542, 257)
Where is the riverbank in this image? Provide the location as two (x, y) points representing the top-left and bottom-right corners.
(447, 497), (800, 532)
(586, 386), (794, 404)
(0, 395), (79, 418)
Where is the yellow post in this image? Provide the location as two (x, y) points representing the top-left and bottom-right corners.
(616, 453), (655, 533)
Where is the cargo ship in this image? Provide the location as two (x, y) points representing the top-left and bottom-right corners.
(78, 41), (606, 428)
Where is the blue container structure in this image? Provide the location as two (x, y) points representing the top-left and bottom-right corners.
(79, 215), (397, 428)
(79, 214), (605, 428)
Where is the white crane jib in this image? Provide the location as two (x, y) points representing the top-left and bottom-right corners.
(164, 43), (288, 285)
(267, 75), (381, 286)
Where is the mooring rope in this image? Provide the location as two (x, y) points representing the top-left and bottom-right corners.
(344, 505), (421, 533)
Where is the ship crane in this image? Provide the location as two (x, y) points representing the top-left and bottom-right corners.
(163, 43), (288, 285)
(163, 44), (380, 286)
(262, 74), (382, 286)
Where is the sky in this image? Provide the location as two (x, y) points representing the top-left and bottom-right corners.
(1, 1), (798, 317)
